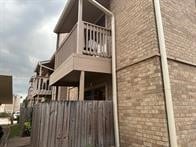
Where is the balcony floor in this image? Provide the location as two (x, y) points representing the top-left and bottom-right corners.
(50, 53), (111, 86)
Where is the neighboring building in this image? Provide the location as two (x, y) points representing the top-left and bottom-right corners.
(0, 95), (21, 113)
(30, 0), (196, 146)
(0, 75), (13, 104)
(27, 60), (54, 105)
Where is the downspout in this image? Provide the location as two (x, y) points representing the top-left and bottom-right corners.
(153, 0), (178, 147)
(88, 0), (120, 146)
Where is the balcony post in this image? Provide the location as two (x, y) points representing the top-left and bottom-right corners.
(79, 71), (85, 100)
(56, 33), (60, 49)
(37, 78), (40, 90)
(77, 0), (84, 54)
(39, 66), (42, 76)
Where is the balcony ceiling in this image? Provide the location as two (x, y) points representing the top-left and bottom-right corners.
(54, 0), (110, 33)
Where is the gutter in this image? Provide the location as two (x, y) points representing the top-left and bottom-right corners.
(39, 63), (54, 71)
(88, 0), (120, 146)
(153, 0), (178, 146)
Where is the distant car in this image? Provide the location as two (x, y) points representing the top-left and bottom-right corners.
(13, 111), (20, 120)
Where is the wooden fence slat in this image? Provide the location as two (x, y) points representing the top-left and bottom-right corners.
(40, 103), (46, 147)
(93, 102), (98, 147)
(62, 102), (70, 146)
(48, 102), (55, 147)
(98, 102), (104, 147)
(75, 102), (79, 147)
(87, 101), (93, 146)
(55, 101), (65, 147)
(43, 103), (50, 147)
(80, 101), (85, 147)
(51, 102), (58, 147)
(34, 105), (39, 147)
(31, 101), (115, 147)
(31, 106), (35, 146)
(69, 102), (76, 147)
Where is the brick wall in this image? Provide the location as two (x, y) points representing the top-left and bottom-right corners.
(161, 0), (196, 64)
(67, 87), (78, 100)
(109, 0), (170, 146)
(110, 0), (160, 70)
(57, 87), (68, 100)
(117, 57), (169, 147)
(169, 61), (196, 147)
(161, 0), (196, 146)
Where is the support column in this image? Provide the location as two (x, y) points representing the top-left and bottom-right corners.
(77, 0), (84, 54)
(39, 66), (42, 76)
(79, 71), (85, 100)
(56, 33), (60, 49)
(56, 86), (59, 101)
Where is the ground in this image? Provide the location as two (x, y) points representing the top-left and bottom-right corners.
(7, 137), (31, 147)
(0, 118), (31, 147)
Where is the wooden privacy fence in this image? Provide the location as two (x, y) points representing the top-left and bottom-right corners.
(31, 101), (115, 147)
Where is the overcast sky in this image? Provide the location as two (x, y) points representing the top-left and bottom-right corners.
(0, 0), (66, 98)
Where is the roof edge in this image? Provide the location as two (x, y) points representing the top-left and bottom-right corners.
(54, 0), (76, 33)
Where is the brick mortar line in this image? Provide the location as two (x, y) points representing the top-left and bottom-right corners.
(116, 54), (196, 72)
(116, 53), (160, 72)
(167, 56), (196, 67)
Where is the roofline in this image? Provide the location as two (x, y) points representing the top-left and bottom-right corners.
(34, 60), (50, 72)
(49, 52), (56, 61)
(54, 0), (76, 33)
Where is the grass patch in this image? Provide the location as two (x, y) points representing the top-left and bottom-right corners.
(9, 124), (21, 138)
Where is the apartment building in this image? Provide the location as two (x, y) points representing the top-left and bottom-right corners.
(0, 95), (20, 113)
(44, 0), (195, 146)
(49, 0), (113, 101)
(0, 75), (13, 104)
(27, 60), (54, 105)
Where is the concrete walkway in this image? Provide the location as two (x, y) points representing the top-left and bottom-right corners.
(7, 137), (31, 147)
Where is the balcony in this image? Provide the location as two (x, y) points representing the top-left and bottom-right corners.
(33, 89), (52, 96)
(32, 77), (52, 97)
(50, 21), (112, 86)
(55, 23), (78, 69)
(55, 21), (111, 68)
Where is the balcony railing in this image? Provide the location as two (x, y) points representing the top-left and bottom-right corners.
(55, 21), (112, 69)
(32, 76), (52, 96)
(83, 21), (111, 57)
(34, 89), (52, 96)
(55, 23), (78, 69)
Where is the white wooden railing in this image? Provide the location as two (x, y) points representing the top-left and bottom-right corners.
(83, 21), (111, 57)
